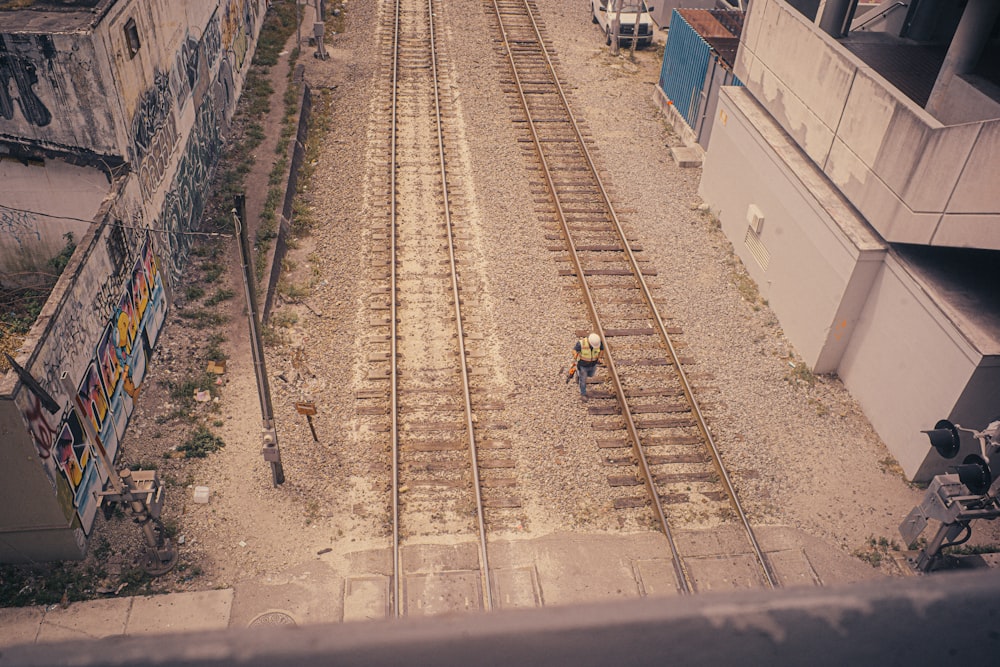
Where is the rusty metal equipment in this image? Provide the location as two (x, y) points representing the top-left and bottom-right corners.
(60, 371), (177, 575)
(233, 195), (285, 486)
(100, 469), (178, 575)
(900, 417), (1000, 572)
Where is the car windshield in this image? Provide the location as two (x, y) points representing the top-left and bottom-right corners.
(618, 4), (645, 12)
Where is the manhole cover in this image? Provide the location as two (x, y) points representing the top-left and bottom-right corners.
(248, 611), (297, 627)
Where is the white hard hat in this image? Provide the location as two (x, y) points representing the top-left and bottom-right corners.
(588, 333), (601, 348)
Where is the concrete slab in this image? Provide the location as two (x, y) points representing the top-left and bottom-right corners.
(767, 548), (822, 589)
(669, 145), (703, 168)
(405, 570), (482, 617)
(493, 533), (654, 606)
(402, 542), (480, 572)
(0, 525), (900, 649)
(633, 558), (681, 597)
(491, 566), (542, 609)
(0, 606), (43, 648)
(126, 590), (232, 636)
(756, 526), (883, 587)
(36, 598), (130, 643)
(230, 562), (345, 628)
(343, 575), (390, 622)
(686, 553), (768, 592)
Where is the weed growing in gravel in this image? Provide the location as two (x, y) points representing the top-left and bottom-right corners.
(205, 333), (228, 362)
(202, 262), (225, 283)
(185, 285), (206, 301)
(178, 426), (226, 459)
(177, 308), (228, 327)
(119, 566), (158, 596)
(944, 544), (1000, 556)
(853, 535), (901, 568)
(204, 288), (235, 306)
(808, 397), (829, 417)
(0, 562), (104, 607)
(168, 373), (217, 408)
(784, 361), (816, 387)
(878, 456), (907, 480)
(270, 311), (298, 328)
(262, 325), (287, 346)
(278, 280), (310, 300)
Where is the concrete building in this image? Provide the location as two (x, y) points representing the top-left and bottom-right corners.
(0, 0), (265, 562)
(698, 0), (1000, 480)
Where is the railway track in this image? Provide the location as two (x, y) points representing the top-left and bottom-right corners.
(360, 0), (514, 617)
(487, 0), (776, 593)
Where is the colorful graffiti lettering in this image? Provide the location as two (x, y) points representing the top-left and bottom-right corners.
(54, 413), (88, 492)
(77, 361), (109, 437)
(116, 288), (139, 356)
(97, 325), (124, 405)
(23, 391), (58, 462)
(221, 0), (261, 73)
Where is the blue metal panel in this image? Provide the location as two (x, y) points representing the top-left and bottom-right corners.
(658, 10), (712, 128)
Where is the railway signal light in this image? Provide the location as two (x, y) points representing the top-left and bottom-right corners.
(953, 454), (992, 495)
(923, 419), (961, 459)
(901, 414), (1000, 572)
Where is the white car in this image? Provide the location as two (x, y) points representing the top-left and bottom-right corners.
(591, 0), (655, 48)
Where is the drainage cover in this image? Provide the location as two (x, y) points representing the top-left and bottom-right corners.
(248, 611), (297, 627)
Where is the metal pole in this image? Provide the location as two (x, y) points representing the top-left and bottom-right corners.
(611, 0), (620, 56)
(296, 0), (302, 51)
(629, 0), (648, 59)
(233, 194), (285, 486)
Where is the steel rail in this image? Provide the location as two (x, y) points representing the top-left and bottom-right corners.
(426, 0), (494, 612)
(494, 0), (776, 591)
(389, 0), (402, 618)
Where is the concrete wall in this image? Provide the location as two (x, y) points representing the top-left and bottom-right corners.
(0, 0), (267, 562)
(0, 159), (107, 282)
(0, 32), (118, 152)
(95, 0), (263, 277)
(699, 87), (884, 373)
(2, 0), (263, 278)
(736, 0), (1000, 251)
(0, 192), (169, 559)
(835, 251), (997, 480)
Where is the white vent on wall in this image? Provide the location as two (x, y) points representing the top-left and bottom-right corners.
(744, 204), (769, 270)
(747, 204), (764, 234)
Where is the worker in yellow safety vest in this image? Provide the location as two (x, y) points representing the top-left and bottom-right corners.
(570, 332), (604, 400)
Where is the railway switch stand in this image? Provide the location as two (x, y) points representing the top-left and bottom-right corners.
(100, 469), (178, 575)
(900, 417), (1000, 572)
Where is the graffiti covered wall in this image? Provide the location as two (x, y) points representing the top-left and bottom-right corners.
(3, 217), (166, 541)
(0, 32), (117, 152)
(0, 0), (268, 562)
(107, 0), (264, 276)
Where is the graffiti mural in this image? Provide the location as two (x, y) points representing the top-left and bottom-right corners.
(18, 236), (166, 534)
(202, 11), (223, 71)
(0, 45), (52, 127)
(160, 97), (222, 277)
(23, 391), (60, 489)
(221, 0), (261, 73)
(0, 205), (42, 250)
(131, 71), (179, 200)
